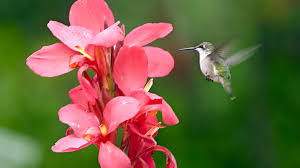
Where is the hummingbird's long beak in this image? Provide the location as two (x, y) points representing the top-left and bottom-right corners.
(177, 47), (196, 51)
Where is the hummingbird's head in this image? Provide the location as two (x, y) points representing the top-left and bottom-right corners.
(194, 42), (214, 56)
(178, 42), (214, 57)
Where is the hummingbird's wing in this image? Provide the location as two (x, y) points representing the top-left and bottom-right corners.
(212, 40), (237, 58)
(224, 44), (261, 66)
(208, 40), (235, 60)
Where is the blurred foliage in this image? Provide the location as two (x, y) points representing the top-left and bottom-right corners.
(0, 0), (300, 167)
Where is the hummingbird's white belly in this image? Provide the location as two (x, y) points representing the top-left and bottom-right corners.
(200, 58), (220, 82)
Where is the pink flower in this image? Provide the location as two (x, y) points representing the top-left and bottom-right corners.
(52, 96), (140, 168)
(112, 44), (178, 167)
(27, 0), (179, 167)
(26, 0), (123, 77)
(113, 24), (175, 95)
(113, 46), (149, 95)
(129, 132), (177, 168)
(124, 22), (175, 77)
(125, 90), (178, 168)
(113, 46), (179, 125)
(65, 80), (178, 168)
(130, 89), (179, 126)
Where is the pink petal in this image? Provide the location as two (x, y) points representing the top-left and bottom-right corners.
(128, 133), (139, 159)
(130, 90), (177, 126)
(143, 46), (174, 77)
(124, 23), (173, 47)
(146, 92), (163, 104)
(99, 141), (131, 168)
(128, 133), (156, 163)
(130, 90), (161, 110)
(140, 103), (178, 126)
(103, 96), (140, 134)
(135, 153), (156, 168)
(77, 65), (98, 105)
(121, 24), (125, 33)
(51, 135), (90, 153)
(145, 92), (178, 125)
(149, 145), (177, 168)
(69, 85), (89, 109)
(66, 127), (72, 136)
(69, 0), (106, 33)
(161, 100), (179, 125)
(141, 115), (160, 138)
(47, 21), (94, 50)
(140, 104), (161, 115)
(113, 46), (148, 95)
(26, 43), (76, 77)
(69, 54), (87, 68)
(128, 124), (156, 143)
(89, 21), (124, 48)
(144, 155), (156, 168)
(103, 1), (115, 27)
(58, 104), (99, 137)
(129, 89), (152, 107)
(129, 89), (178, 126)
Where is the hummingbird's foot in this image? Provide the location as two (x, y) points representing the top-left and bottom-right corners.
(205, 76), (213, 82)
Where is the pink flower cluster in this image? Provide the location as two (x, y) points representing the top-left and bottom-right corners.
(26, 0), (178, 167)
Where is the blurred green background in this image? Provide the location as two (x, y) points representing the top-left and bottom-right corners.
(1, 0), (300, 167)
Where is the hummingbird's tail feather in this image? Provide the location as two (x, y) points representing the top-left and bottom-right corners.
(220, 78), (235, 100)
(229, 93), (236, 100)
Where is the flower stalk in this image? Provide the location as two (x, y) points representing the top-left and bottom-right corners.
(26, 0), (178, 167)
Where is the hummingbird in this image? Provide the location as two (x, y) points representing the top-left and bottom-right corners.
(178, 42), (261, 100)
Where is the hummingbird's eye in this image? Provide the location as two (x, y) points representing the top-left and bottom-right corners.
(199, 45), (205, 49)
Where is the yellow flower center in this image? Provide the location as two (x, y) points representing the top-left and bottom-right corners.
(144, 78), (153, 92)
(145, 122), (162, 136)
(148, 110), (158, 117)
(99, 124), (108, 136)
(75, 46), (95, 61)
(83, 134), (93, 141)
